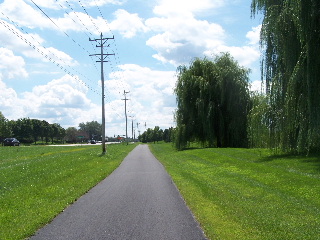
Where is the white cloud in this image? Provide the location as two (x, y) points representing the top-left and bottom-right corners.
(146, 15), (225, 65)
(0, 48), (28, 79)
(27, 0), (125, 9)
(246, 25), (261, 45)
(107, 64), (176, 130)
(249, 80), (264, 93)
(0, 0), (263, 137)
(0, 0), (146, 39)
(0, 78), (26, 119)
(153, 0), (224, 17)
(0, 0), (98, 34)
(145, 0), (226, 66)
(144, 1), (262, 69)
(82, 0), (125, 7)
(0, 67), (176, 136)
(25, 0), (67, 10)
(0, 74), (101, 128)
(0, 0), (53, 29)
(0, 21), (77, 66)
(205, 45), (260, 68)
(109, 9), (147, 38)
(0, 79), (18, 106)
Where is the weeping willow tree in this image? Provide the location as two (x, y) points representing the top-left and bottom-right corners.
(174, 53), (251, 150)
(251, 0), (320, 153)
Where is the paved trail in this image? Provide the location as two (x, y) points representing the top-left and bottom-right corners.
(30, 145), (206, 240)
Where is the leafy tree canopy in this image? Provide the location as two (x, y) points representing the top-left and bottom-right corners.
(251, 0), (320, 153)
(174, 53), (251, 150)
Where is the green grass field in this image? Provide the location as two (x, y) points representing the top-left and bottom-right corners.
(150, 143), (320, 240)
(0, 143), (136, 240)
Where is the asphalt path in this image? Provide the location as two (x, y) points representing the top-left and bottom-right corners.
(30, 144), (206, 240)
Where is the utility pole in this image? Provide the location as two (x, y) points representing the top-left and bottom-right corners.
(129, 116), (134, 140)
(132, 118), (134, 140)
(137, 122), (140, 139)
(89, 33), (114, 154)
(122, 90), (130, 145)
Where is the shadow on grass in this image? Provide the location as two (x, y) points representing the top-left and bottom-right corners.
(258, 152), (320, 172)
(184, 147), (204, 151)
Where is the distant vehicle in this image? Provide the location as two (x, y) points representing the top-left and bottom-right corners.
(90, 140), (96, 144)
(3, 138), (20, 146)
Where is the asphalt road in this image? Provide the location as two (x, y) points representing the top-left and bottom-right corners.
(30, 144), (206, 240)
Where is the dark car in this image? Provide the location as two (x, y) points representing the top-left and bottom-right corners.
(3, 138), (20, 146)
(90, 140), (96, 144)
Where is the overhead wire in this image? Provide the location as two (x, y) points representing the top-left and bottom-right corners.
(91, 0), (138, 117)
(62, 0), (124, 108)
(2, 1), (131, 134)
(0, 15), (100, 96)
(63, 0), (127, 124)
(30, 0), (104, 93)
(77, 0), (128, 122)
(55, 1), (99, 67)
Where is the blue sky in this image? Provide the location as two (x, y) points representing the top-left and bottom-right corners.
(0, 0), (262, 137)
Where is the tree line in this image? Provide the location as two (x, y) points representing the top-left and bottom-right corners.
(173, 1), (320, 154)
(138, 126), (173, 143)
(0, 111), (103, 144)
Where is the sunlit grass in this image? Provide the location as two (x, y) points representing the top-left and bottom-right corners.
(150, 143), (320, 240)
(0, 144), (136, 240)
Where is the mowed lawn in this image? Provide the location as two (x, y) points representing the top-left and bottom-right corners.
(150, 143), (320, 240)
(0, 143), (136, 240)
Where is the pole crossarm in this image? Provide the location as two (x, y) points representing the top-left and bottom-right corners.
(89, 53), (115, 62)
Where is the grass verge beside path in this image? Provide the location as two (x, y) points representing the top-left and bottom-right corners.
(0, 143), (136, 240)
(149, 143), (320, 240)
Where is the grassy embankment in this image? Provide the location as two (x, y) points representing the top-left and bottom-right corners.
(150, 143), (320, 240)
(0, 143), (136, 240)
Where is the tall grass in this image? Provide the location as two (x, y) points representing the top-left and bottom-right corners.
(0, 144), (136, 240)
(150, 143), (320, 240)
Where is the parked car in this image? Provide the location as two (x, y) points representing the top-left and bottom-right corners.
(3, 138), (20, 146)
(90, 140), (96, 144)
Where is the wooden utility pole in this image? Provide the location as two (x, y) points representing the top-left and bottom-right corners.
(128, 116), (134, 140)
(122, 90), (130, 145)
(89, 33), (114, 154)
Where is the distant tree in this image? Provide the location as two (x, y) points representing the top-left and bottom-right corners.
(174, 53), (251, 150)
(163, 128), (173, 143)
(65, 127), (78, 143)
(31, 119), (43, 144)
(11, 118), (33, 143)
(41, 120), (51, 144)
(79, 121), (102, 140)
(139, 127), (173, 143)
(49, 123), (63, 144)
(0, 112), (12, 141)
(57, 126), (66, 143)
(153, 126), (162, 143)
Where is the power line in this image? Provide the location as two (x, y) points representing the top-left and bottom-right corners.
(77, 0), (99, 33)
(0, 18), (100, 95)
(0, 11), (124, 122)
(61, 0), (128, 114)
(31, 0), (100, 75)
(92, 0), (131, 100)
(1, 2), (129, 134)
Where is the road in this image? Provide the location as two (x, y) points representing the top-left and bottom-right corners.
(30, 144), (206, 240)
(48, 142), (120, 147)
